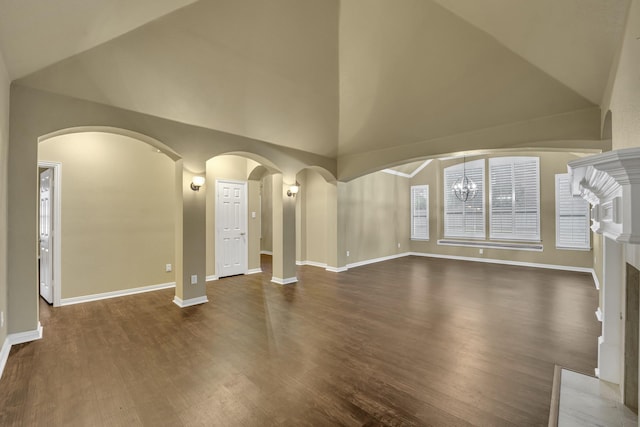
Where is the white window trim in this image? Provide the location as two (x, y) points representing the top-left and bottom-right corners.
(488, 156), (540, 242)
(443, 159), (486, 239)
(411, 185), (429, 240)
(555, 173), (591, 250)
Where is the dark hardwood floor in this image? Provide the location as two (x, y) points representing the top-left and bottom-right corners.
(0, 255), (599, 426)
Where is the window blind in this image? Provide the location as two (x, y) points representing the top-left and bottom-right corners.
(489, 157), (540, 241)
(411, 185), (429, 240)
(443, 159), (485, 239)
(555, 173), (590, 249)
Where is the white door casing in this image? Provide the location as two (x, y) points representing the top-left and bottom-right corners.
(39, 169), (53, 304)
(216, 180), (248, 278)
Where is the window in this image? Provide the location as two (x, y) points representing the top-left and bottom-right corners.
(444, 159), (485, 239)
(411, 185), (429, 240)
(489, 156), (540, 241)
(555, 173), (590, 249)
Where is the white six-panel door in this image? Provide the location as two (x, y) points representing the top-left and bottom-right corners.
(216, 180), (248, 278)
(39, 169), (53, 304)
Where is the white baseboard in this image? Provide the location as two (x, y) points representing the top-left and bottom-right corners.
(173, 295), (209, 308)
(246, 268), (262, 275)
(0, 337), (10, 380)
(8, 322), (43, 345)
(206, 275), (219, 282)
(323, 251), (597, 286)
(60, 282), (176, 306)
(260, 250), (273, 255)
(595, 307), (603, 322)
(408, 252), (595, 274)
(592, 271), (600, 290)
(346, 252), (411, 269)
(296, 260), (327, 268)
(271, 276), (297, 285)
(1, 322), (44, 380)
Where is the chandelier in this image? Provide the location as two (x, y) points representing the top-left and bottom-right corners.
(452, 157), (477, 202)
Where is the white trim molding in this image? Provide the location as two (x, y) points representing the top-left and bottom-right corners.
(568, 147), (640, 243)
(325, 251), (598, 289)
(9, 322), (43, 345)
(437, 239), (543, 252)
(173, 295), (209, 308)
(260, 250), (273, 255)
(409, 252), (594, 274)
(0, 323), (44, 380)
(246, 268), (262, 275)
(271, 276), (297, 285)
(381, 160), (433, 178)
(347, 253), (411, 269)
(38, 161), (62, 307)
(592, 271), (600, 290)
(205, 275), (219, 282)
(296, 260), (327, 268)
(0, 338), (10, 380)
(60, 282), (176, 306)
(595, 307), (603, 322)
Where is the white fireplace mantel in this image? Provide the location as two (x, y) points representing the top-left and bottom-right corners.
(568, 147), (640, 244)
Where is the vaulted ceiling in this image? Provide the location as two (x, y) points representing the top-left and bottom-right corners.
(0, 0), (630, 161)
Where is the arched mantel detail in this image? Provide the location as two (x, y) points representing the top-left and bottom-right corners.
(568, 147), (640, 243)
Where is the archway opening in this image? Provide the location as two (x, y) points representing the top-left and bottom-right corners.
(204, 153), (282, 280)
(37, 130), (179, 306)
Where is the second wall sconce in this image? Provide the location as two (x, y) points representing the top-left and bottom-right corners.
(191, 175), (205, 191)
(287, 184), (300, 197)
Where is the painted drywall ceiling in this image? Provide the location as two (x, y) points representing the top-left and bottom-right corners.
(5, 0), (629, 160)
(338, 0), (624, 157)
(431, 0), (630, 105)
(16, 0), (339, 158)
(0, 0), (199, 79)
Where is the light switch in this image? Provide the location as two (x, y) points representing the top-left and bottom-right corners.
(191, 275), (197, 285)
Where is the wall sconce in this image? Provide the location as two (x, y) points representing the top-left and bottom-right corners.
(190, 176), (205, 191)
(287, 184), (299, 197)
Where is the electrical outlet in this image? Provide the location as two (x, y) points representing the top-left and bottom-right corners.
(1, 311), (4, 328)
(191, 274), (198, 285)
(397, 243), (401, 249)
(346, 250), (350, 257)
(479, 249), (483, 255)
(166, 263), (172, 272)
(251, 211), (256, 219)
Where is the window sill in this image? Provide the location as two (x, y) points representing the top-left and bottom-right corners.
(437, 239), (543, 252)
(411, 238), (430, 242)
(556, 246), (591, 251)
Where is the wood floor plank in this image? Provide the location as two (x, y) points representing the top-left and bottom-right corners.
(0, 255), (598, 426)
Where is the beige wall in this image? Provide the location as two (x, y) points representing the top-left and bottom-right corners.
(38, 132), (175, 299)
(261, 175), (273, 253)
(295, 170), (306, 262)
(343, 171), (410, 264)
(409, 152), (594, 269)
(0, 52), (9, 344)
(295, 169), (330, 265)
(205, 155), (262, 277)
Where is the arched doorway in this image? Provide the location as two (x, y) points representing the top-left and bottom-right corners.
(204, 153), (282, 280)
(37, 128), (180, 306)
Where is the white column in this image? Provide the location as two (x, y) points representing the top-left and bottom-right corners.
(598, 236), (623, 384)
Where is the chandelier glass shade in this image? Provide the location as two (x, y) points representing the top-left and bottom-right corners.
(452, 175), (477, 202)
(452, 156), (478, 202)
